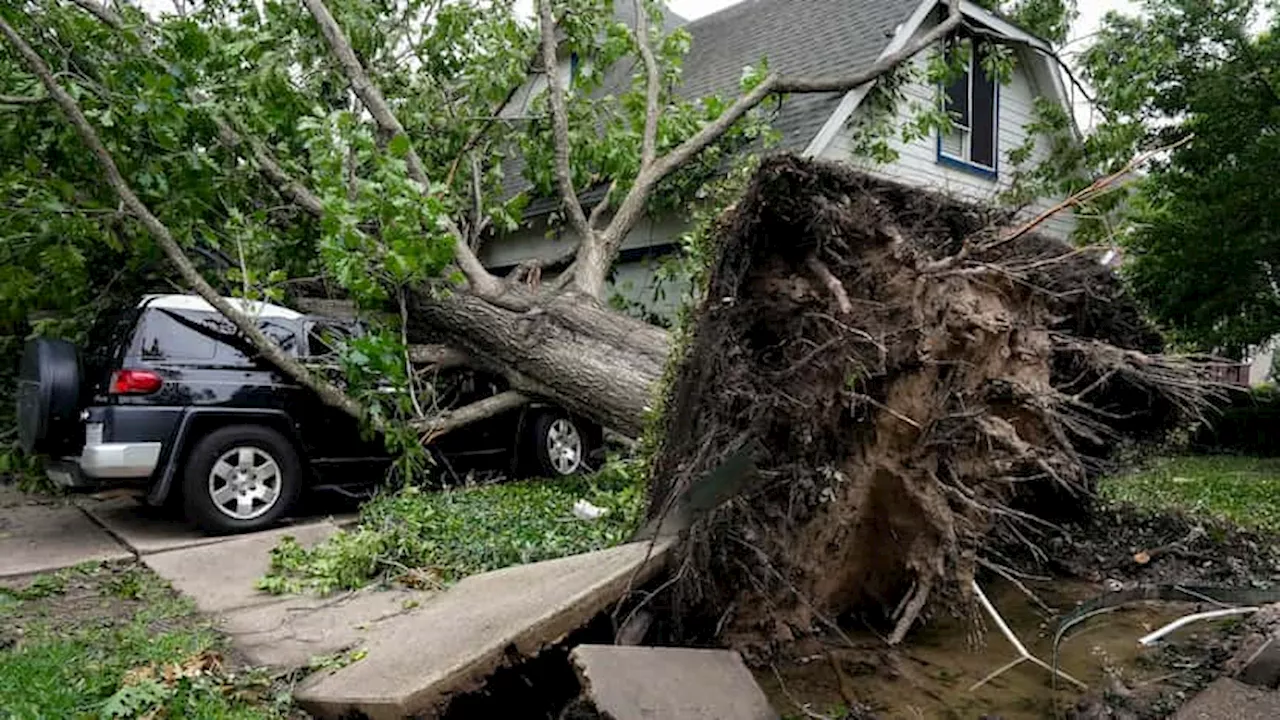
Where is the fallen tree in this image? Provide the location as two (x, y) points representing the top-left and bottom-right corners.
(646, 156), (1223, 651)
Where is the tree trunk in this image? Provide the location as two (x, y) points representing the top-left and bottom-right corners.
(406, 288), (670, 437)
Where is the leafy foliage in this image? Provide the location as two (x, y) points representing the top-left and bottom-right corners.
(1080, 0), (1280, 353)
(258, 458), (646, 594)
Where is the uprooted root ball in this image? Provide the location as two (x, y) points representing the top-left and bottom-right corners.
(647, 155), (1221, 656)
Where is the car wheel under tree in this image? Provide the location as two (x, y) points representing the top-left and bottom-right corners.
(182, 425), (302, 534)
(525, 412), (593, 477)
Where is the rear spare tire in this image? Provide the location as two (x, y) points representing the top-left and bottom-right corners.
(17, 338), (81, 455)
(182, 425), (302, 535)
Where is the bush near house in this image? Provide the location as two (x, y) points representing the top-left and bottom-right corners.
(1192, 384), (1280, 457)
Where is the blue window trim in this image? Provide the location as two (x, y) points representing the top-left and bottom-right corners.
(936, 59), (1001, 180)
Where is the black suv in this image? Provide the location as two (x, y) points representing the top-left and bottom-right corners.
(17, 294), (600, 534)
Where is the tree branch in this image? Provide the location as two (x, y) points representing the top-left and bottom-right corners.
(535, 0), (594, 249)
(300, 0), (501, 297)
(575, 0), (964, 298)
(213, 116), (326, 217)
(0, 15), (368, 423)
(633, 0), (660, 170)
(413, 390), (529, 441)
(67, 0), (123, 29)
(0, 93), (45, 105)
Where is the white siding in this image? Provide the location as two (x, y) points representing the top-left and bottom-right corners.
(820, 48), (1077, 241)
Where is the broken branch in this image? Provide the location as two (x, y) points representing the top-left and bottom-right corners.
(414, 389), (529, 442)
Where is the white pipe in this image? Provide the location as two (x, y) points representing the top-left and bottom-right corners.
(970, 580), (1088, 691)
(973, 580), (1031, 657)
(1138, 607), (1260, 646)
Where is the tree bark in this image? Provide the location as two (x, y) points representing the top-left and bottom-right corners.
(406, 289), (670, 437)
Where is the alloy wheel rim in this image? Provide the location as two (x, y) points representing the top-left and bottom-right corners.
(545, 419), (583, 475)
(208, 445), (282, 520)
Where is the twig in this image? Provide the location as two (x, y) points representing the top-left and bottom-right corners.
(0, 93), (45, 105)
(989, 134), (1195, 252)
(969, 580), (1088, 692)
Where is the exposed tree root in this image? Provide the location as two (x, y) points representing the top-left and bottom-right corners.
(648, 156), (1226, 657)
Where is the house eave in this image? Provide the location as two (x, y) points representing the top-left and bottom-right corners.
(802, 0), (1078, 159)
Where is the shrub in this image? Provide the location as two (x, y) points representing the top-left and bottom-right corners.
(1192, 384), (1280, 456)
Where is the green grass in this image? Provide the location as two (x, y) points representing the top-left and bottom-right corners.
(259, 459), (647, 595)
(0, 564), (292, 719)
(1100, 455), (1280, 532)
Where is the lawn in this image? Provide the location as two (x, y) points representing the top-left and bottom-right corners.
(0, 563), (294, 719)
(1100, 455), (1280, 532)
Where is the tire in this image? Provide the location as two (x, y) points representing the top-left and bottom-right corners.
(522, 412), (596, 478)
(17, 338), (81, 455)
(181, 425), (302, 535)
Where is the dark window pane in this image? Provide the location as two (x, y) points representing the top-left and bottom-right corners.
(135, 310), (217, 361)
(944, 68), (970, 128)
(970, 52), (997, 168)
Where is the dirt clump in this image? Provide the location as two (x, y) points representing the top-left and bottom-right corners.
(648, 155), (1222, 656)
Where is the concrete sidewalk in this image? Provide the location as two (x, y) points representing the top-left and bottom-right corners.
(295, 537), (675, 720)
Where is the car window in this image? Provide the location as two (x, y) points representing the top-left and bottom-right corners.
(135, 310), (218, 361)
(133, 309), (297, 365)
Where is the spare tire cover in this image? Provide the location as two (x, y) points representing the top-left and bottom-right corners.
(17, 338), (81, 455)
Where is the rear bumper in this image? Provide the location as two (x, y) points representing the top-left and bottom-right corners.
(79, 442), (162, 479)
(47, 441), (162, 489)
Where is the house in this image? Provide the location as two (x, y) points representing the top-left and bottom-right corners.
(481, 0), (1080, 323)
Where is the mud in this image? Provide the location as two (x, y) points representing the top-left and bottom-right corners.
(756, 506), (1280, 719)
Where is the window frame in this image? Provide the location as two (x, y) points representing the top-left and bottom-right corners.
(936, 36), (1000, 179)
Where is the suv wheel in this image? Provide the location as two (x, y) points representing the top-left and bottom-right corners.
(524, 412), (593, 478)
(182, 425), (302, 535)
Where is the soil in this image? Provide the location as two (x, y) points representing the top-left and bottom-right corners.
(648, 156), (1209, 655)
(755, 505), (1280, 719)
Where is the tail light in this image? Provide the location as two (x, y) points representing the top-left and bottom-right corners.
(109, 369), (163, 395)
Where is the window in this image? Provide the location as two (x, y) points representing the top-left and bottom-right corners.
(939, 35), (998, 174)
(134, 310), (218, 361)
(133, 309), (297, 365)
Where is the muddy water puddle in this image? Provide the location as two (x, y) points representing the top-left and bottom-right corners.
(758, 578), (1235, 719)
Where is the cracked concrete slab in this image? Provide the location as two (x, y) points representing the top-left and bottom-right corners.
(571, 645), (778, 720)
(0, 502), (132, 578)
(142, 521), (338, 613)
(295, 538), (675, 720)
(79, 496), (359, 556)
(220, 587), (433, 668)
(77, 497), (229, 555)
